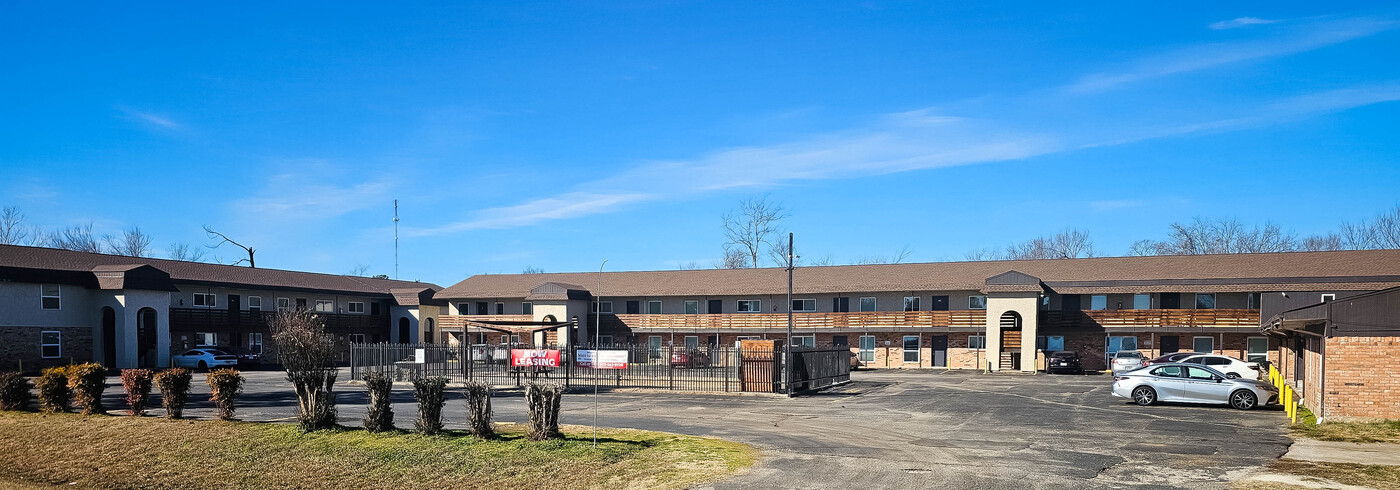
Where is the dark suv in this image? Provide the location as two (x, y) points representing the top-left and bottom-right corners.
(1046, 350), (1083, 374)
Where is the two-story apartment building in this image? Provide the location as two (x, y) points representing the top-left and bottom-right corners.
(0, 244), (443, 372)
(434, 250), (1400, 373)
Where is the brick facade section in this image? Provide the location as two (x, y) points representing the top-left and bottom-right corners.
(1321, 336), (1400, 420)
(0, 326), (93, 373)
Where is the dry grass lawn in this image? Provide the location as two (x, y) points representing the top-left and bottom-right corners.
(1264, 459), (1400, 489)
(0, 412), (757, 489)
(1292, 418), (1400, 444)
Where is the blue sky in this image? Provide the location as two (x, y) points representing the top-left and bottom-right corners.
(2, 2), (1399, 285)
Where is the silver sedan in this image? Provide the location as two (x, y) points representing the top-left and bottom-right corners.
(1111, 363), (1278, 410)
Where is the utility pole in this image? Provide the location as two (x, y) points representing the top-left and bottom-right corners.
(393, 200), (400, 280)
(785, 232), (794, 395)
(594, 259), (607, 448)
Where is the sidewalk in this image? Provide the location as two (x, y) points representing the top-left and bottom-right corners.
(1285, 439), (1400, 466)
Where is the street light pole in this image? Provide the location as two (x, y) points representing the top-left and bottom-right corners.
(594, 259), (607, 448)
(785, 232), (794, 395)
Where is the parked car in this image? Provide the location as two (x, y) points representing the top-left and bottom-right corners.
(1046, 351), (1083, 374)
(1110, 351), (1146, 374)
(172, 348), (238, 370)
(1144, 352), (1202, 366)
(1112, 363), (1277, 410)
(1178, 353), (1260, 379)
(670, 349), (711, 368)
(199, 345), (262, 368)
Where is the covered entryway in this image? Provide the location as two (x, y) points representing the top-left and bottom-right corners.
(398, 317), (411, 343)
(137, 307), (158, 368)
(1000, 311), (1022, 370)
(101, 307), (117, 368)
(929, 335), (948, 367)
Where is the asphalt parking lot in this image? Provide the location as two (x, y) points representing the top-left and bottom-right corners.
(97, 368), (1291, 489)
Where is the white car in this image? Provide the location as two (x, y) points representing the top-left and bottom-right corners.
(172, 348), (238, 370)
(1110, 351), (1146, 374)
(1178, 353), (1260, 379)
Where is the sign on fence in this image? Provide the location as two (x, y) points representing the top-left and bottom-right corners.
(576, 350), (628, 369)
(510, 349), (561, 368)
(414, 348), (426, 364)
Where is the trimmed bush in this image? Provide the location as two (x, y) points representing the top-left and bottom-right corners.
(35, 366), (71, 413)
(67, 363), (108, 415)
(120, 369), (154, 416)
(464, 381), (493, 438)
(362, 371), (394, 432)
(525, 382), (563, 441)
(154, 368), (192, 419)
(271, 309), (339, 431)
(0, 372), (32, 411)
(205, 369), (244, 421)
(412, 376), (448, 435)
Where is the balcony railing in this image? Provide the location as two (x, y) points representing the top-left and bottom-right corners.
(439, 315), (534, 329)
(168, 307), (389, 332)
(599, 310), (987, 331)
(1038, 308), (1260, 329)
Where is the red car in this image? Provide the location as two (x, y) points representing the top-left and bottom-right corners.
(670, 349), (711, 368)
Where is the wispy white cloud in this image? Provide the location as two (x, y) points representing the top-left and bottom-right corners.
(1210, 17), (1281, 30)
(232, 161), (396, 222)
(1067, 16), (1396, 93)
(115, 106), (183, 131)
(412, 192), (652, 235)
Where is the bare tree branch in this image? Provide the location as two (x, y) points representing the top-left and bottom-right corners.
(166, 243), (208, 262)
(713, 247), (749, 269)
(722, 195), (788, 269)
(0, 206), (32, 245)
(204, 226), (255, 267)
(346, 264), (372, 277)
(106, 226), (154, 257)
(48, 223), (103, 253)
(521, 266), (545, 274)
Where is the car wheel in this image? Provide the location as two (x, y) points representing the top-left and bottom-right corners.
(1230, 390), (1258, 410)
(198, 361), (208, 371)
(1226, 372), (1240, 379)
(1132, 386), (1156, 406)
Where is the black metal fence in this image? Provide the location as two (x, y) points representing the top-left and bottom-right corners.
(348, 342), (849, 394)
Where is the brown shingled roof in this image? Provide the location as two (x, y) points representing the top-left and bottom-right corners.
(0, 244), (440, 296)
(436, 249), (1400, 299)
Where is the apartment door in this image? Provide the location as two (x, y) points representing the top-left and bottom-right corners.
(227, 294), (241, 325)
(1160, 293), (1181, 309)
(398, 318), (411, 344)
(930, 296), (949, 311)
(1160, 335), (1180, 354)
(1061, 294), (1082, 311)
(708, 299), (723, 314)
(101, 307), (116, 368)
(929, 335), (948, 367)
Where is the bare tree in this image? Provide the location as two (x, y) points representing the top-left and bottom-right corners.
(1300, 233), (1342, 252)
(166, 243), (207, 262)
(48, 223), (103, 253)
(106, 226), (154, 257)
(521, 266), (545, 274)
(722, 195), (788, 269)
(964, 248), (1002, 261)
(1126, 239), (1161, 257)
(676, 261), (701, 270)
(0, 206), (33, 245)
(204, 226), (255, 267)
(1372, 205), (1400, 249)
(370, 274), (389, 279)
(1000, 229), (1095, 260)
(1339, 221), (1378, 250)
(346, 264), (371, 277)
(1134, 217), (1296, 255)
(714, 247), (749, 269)
(807, 254), (835, 266)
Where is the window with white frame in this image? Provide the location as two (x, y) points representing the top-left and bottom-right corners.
(40, 331), (61, 358)
(648, 300), (663, 314)
(277, 297), (290, 311)
(1246, 293), (1260, 310)
(1321, 293), (1336, 303)
(903, 335), (920, 363)
(193, 292), (217, 307)
(349, 333), (366, 344)
(684, 300), (700, 314)
(791, 335), (816, 347)
(197, 332), (217, 346)
(248, 332), (264, 354)
(495, 302), (504, 315)
(248, 296), (262, 311)
(347, 302), (365, 313)
(968, 295), (987, 310)
(521, 302), (533, 315)
(1090, 295), (1108, 310)
(1193, 336), (1215, 353)
(968, 335), (986, 350)
(314, 300), (334, 313)
(859, 297), (877, 312)
(1247, 337), (1268, 363)
(592, 301), (613, 314)
(903, 296), (921, 312)
(648, 336), (663, 358)
(684, 336), (700, 350)
(40, 284), (61, 310)
(791, 299), (817, 312)
(1133, 294), (1151, 310)
(858, 335), (876, 362)
(737, 300), (762, 313)
(1195, 293), (1216, 309)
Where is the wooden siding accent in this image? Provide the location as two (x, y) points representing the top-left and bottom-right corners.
(168, 308), (389, 332)
(604, 310), (987, 331)
(438, 315), (534, 330)
(1038, 309), (1260, 329)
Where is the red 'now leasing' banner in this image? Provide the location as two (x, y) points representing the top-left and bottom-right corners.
(510, 349), (561, 368)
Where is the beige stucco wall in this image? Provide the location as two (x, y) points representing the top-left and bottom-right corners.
(985, 292), (1040, 373)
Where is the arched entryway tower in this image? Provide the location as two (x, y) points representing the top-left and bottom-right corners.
(983, 271), (1043, 373)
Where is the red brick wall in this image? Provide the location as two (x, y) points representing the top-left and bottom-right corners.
(1321, 336), (1400, 420)
(0, 326), (93, 373)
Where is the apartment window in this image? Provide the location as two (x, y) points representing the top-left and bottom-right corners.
(40, 331), (61, 358)
(1193, 336), (1215, 353)
(684, 300), (700, 314)
(592, 301), (613, 314)
(248, 296), (262, 311)
(41, 284), (61, 310)
(295, 298), (307, 309)
(859, 297), (877, 312)
(197, 332), (217, 346)
(522, 302), (533, 315)
(903, 297), (921, 312)
(349, 333), (366, 344)
(277, 297), (290, 312)
(968, 295), (987, 310)
(248, 332), (263, 354)
(968, 335), (986, 350)
(648, 300), (663, 314)
(791, 335), (816, 348)
(1195, 293), (1216, 309)
(625, 301), (640, 314)
(737, 300), (762, 313)
(684, 336), (700, 350)
(501, 334), (521, 345)
(903, 335), (920, 363)
(495, 302), (505, 315)
(345, 302), (364, 313)
(193, 292), (217, 307)
(314, 300), (334, 313)
(598, 335), (613, 345)
(648, 336), (663, 358)
(1247, 337), (1269, 363)
(832, 335), (849, 347)
(459, 303), (472, 315)
(1133, 294), (1151, 310)
(1090, 295), (1108, 311)
(1320, 294), (1336, 303)
(1045, 335), (1065, 351)
(475, 302), (488, 315)
(792, 299), (817, 312)
(1246, 293), (1261, 310)
(833, 297), (850, 312)
(858, 335), (876, 362)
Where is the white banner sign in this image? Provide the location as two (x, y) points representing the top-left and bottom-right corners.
(576, 349), (628, 369)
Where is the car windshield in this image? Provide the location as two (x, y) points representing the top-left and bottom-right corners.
(204, 349), (228, 356)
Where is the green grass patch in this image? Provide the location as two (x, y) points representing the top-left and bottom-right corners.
(0, 412), (757, 489)
(1290, 406), (1400, 444)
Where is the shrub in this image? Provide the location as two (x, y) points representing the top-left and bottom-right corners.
(67, 363), (108, 415)
(0, 372), (32, 411)
(120, 369), (154, 416)
(35, 366), (71, 413)
(154, 368), (193, 419)
(270, 309), (339, 431)
(525, 382), (563, 441)
(205, 369), (244, 421)
(362, 371), (394, 432)
(464, 381), (493, 438)
(412, 376), (448, 435)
